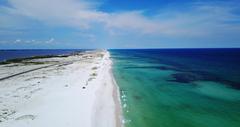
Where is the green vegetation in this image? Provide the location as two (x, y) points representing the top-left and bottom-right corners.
(96, 53), (104, 58)
(91, 73), (97, 76)
(91, 67), (98, 70)
(0, 55), (69, 65)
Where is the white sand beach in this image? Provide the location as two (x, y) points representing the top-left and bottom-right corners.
(0, 50), (122, 127)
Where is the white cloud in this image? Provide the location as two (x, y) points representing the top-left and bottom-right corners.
(45, 38), (55, 43)
(14, 39), (21, 43)
(1, 0), (240, 38)
(7, 0), (107, 29)
(105, 11), (161, 34)
(1, 38), (56, 44)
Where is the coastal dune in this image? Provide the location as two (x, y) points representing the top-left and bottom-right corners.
(0, 50), (121, 127)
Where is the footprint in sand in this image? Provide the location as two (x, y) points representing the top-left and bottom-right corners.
(88, 77), (95, 82)
(15, 115), (35, 121)
(24, 95), (31, 99)
(12, 95), (19, 98)
(16, 87), (28, 91)
(31, 84), (38, 86)
(0, 109), (16, 122)
(30, 88), (43, 94)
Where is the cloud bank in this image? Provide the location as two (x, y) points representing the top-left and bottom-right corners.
(2, 0), (239, 35)
(0, 0), (240, 48)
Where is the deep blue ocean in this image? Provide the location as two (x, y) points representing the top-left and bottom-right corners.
(0, 49), (85, 62)
(110, 49), (240, 127)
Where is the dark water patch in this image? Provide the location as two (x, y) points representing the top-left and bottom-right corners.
(123, 65), (180, 71)
(168, 72), (240, 89)
(221, 81), (240, 90)
(133, 95), (143, 100)
(110, 56), (143, 61)
(169, 72), (213, 83)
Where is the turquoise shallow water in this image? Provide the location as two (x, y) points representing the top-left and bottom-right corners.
(111, 49), (240, 127)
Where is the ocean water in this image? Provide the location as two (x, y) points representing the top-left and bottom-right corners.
(0, 49), (85, 62)
(110, 49), (240, 127)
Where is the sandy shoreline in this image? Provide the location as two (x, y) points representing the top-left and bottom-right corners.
(0, 50), (122, 127)
(111, 69), (123, 127)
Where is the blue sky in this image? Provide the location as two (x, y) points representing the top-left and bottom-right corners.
(0, 0), (240, 49)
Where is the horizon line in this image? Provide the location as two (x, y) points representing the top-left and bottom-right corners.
(1, 47), (240, 50)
